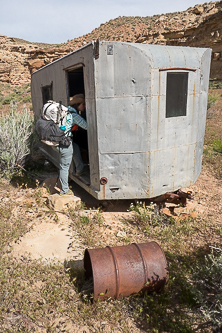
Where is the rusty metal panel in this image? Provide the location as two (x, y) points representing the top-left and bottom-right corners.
(134, 43), (203, 70)
(96, 96), (151, 154)
(148, 144), (197, 198)
(98, 152), (150, 200)
(84, 242), (169, 301)
(94, 42), (211, 200)
(31, 43), (100, 192)
(95, 41), (152, 99)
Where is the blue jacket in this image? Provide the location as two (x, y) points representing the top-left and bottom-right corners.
(65, 106), (87, 136)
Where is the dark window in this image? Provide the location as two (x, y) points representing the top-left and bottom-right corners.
(166, 72), (188, 118)
(42, 82), (53, 105)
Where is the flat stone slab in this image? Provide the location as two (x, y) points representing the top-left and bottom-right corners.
(47, 193), (81, 211)
(11, 218), (85, 265)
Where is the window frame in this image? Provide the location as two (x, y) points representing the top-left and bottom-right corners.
(165, 71), (189, 118)
(41, 82), (53, 105)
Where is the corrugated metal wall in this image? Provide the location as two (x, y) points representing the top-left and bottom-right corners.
(31, 41), (211, 200)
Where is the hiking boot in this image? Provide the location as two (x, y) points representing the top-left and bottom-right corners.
(60, 189), (74, 196)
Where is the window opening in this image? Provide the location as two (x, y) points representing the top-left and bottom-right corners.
(42, 82), (53, 105)
(166, 72), (188, 118)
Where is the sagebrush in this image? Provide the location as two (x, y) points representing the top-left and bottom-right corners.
(0, 102), (34, 177)
(192, 248), (222, 329)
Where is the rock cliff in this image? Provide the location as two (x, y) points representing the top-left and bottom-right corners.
(0, 1), (222, 85)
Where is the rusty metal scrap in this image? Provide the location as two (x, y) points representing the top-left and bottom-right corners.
(153, 189), (194, 207)
(84, 242), (169, 301)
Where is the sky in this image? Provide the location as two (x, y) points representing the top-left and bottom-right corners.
(0, 0), (219, 44)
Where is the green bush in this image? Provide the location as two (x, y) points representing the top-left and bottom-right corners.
(1, 87), (28, 105)
(191, 249), (222, 329)
(209, 81), (222, 89)
(207, 93), (218, 109)
(0, 102), (34, 177)
(22, 94), (32, 103)
(213, 138), (222, 154)
(2, 95), (15, 105)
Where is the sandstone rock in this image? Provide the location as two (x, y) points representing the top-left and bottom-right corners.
(116, 230), (126, 238)
(165, 31), (184, 39)
(213, 52), (221, 60)
(0, 1), (222, 84)
(26, 59), (45, 73)
(10, 45), (26, 52)
(157, 33), (165, 40)
(47, 193), (81, 211)
(193, 6), (204, 15)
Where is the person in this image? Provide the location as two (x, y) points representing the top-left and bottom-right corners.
(53, 94), (87, 196)
(67, 94), (88, 177)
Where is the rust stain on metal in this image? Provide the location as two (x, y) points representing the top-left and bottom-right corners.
(83, 242), (169, 301)
(100, 178), (107, 200)
(193, 81), (196, 112)
(159, 67), (197, 72)
(100, 177), (108, 185)
(147, 164), (150, 196)
(107, 246), (120, 298)
(102, 184), (105, 200)
(193, 147), (196, 181)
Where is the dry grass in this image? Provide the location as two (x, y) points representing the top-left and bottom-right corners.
(0, 88), (221, 333)
(0, 173), (221, 332)
(204, 88), (222, 180)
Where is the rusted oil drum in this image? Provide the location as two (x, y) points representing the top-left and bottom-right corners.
(84, 242), (169, 301)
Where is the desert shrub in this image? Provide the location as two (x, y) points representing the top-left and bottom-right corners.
(128, 201), (174, 229)
(22, 94), (32, 103)
(0, 86), (30, 105)
(191, 248), (222, 329)
(0, 102), (34, 177)
(212, 138), (222, 154)
(207, 93), (218, 109)
(209, 81), (222, 89)
(2, 95), (14, 105)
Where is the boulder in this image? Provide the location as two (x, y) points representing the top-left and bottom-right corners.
(193, 6), (204, 15)
(26, 59), (45, 73)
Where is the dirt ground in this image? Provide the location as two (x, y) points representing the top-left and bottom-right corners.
(5, 166), (221, 264)
(1, 133), (221, 333)
(1, 88), (221, 265)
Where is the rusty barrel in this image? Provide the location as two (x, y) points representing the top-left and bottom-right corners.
(83, 242), (169, 301)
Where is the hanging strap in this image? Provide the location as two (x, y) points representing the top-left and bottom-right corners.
(43, 101), (53, 115)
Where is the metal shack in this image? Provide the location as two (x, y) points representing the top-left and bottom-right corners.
(31, 40), (211, 200)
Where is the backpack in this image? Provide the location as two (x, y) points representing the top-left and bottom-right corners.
(35, 101), (71, 147)
(42, 100), (68, 125)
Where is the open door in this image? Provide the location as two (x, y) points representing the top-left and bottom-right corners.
(66, 66), (90, 185)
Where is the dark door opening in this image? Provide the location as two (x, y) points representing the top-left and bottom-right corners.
(67, 67), (85, 97)
(66, 67), (90, 183)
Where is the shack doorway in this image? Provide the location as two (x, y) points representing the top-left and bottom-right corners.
(66, 66), (90, 183)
